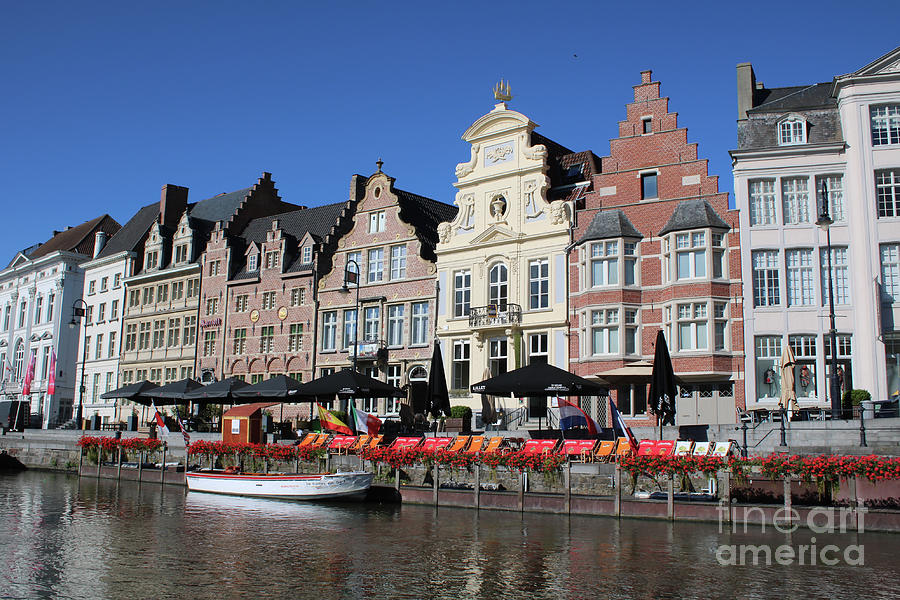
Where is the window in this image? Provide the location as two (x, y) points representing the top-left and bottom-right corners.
(84, 336), (91, 360)
(206, 298), (218, 315)
(290, 288), (305, 307)
(13, 340), (24, 381)
(369, 211), (386, 233)
(322, 312), (337, 351)
(97, 303), (105, 322)
(346, 252), (361, 279)
(267, 250), (281, 269)
(411, 302), (428, 345)
(367, 248), (384, 283)
(167, 318), (180, 347)
(261, 291), (276, 310)
(152, 320), (165, 349)
(642, 117), (652, 134)
(208, 260), (220, 276)
(165, 367), (177, 384)
(203, 331), (216, 357)
(882, 243), (900, 303)
(235, 295), (248, 312)
(390, 245), (407, 280)
(386, 365), (402, 412)
(343, 309), (357, 349)
(711, 234), (727, 279)
(233, 328), (247, 354)
(175, 244), (188, 264)
(156, 284), (168, 304)
(138, 323), (151, 350)
(821, 246), (849, 305)
(113, 273), (121, 289)
(247, 252), (259, 272)
(363, 306), (380, 342)
(187, 279), (199, 298)
(488, 263), (508, 309)
(146, 251), (159, 270)
(92, 374), (100, 403)
(528, 333), (548, 365)
(452, 340), (470, 390)
(616, 385), (647, 416)
(182, 316), (196, 346)
(781, 177), (810, 224)
(100, 277), (108, 292)
(2, 305), (8, 331)
(34, 297), (42, 325)
(624, 309), (639, 354)
(95, 333), (103, 359)
(641, 173), (658, 199)
(302, 245), (312, 264)
(590, 241), (619, 286)
(489, 338), (508, 376)
(871, 105), (900, 146)
(816, 175), (844, 222)
(752, 250), (780, 307)
(749, 179), (777, 226)
(259, 326), (275, 353)
(110, 300), (119, 320)
(624, 242), (638, 285)
(40, 347), (50, 380)
(754, 335), (782, 399)
(85, 305), (94, 325)
(876, 169), (900, 218)
(387, 305), (404, 347)
(789, 334), (818, 399)
(675, 232), (707, 280)
(677, 303), (708, 351)
(529, 259), (549, 309)
(18, 300), (26, 328)
(453, 270), (471, 317)
(108, 331), (116, 358)
(142, 287), (154, 305)
(47, 293), (54, 322)
(591, 308), (619, 354)
(786, 249), (815, 306)
(172, 281), (184, 300)
(288, 324), (303, 352)
(778, 118), (806, 145)
(251, 374), (264, 385)
(88, 280), (96, 295)
(125, 324), (137, 352)
(181, 366), (193, 380)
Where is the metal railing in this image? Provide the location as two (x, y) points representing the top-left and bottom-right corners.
(468, 304), (522, 328)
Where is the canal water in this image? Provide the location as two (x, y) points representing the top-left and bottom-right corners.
(1, 471), (897, 599)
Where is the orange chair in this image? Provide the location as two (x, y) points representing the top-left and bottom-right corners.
(297, 432), (318, 447)
(445, 436), (469, 453)
(464, 436), (485, 454)
(481, 436), (505, 455)
(560, 439), (598, 462)
(594, 440), (617, 462)
(348, 435), (371, 453)
(614, 437), (633, 459)
(367, 434), (384, 448)
(311, 433), (331, 449)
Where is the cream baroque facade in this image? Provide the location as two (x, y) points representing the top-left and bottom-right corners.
(436, 99), (574, 420)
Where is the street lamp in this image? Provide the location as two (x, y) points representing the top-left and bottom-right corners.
(69, 299), (88, 429)
(816, 182), (841, 419)
(340, 258), (361, 413)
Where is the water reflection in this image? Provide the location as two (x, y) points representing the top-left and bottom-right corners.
(1, 471), (898, 599)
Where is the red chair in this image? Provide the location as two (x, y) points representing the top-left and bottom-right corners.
(327, 435), (357, 454)
(420, 437), (454, 452)
(636, 440), (658, 456)
(654, 440), (676, 457)
(388, 436), (424, 450)
(560, 439), (598, 462)
(521, 439), (559, 455)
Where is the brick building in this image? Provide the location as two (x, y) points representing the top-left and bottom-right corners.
(570, 71), (744, 427)
(315, 167), (456, 416)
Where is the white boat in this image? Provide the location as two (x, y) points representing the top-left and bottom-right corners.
(185, 470), (374, 500)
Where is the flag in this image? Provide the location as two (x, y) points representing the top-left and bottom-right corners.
(317, 403), (353, 435)
(22, 350), (36, 395)
(175, 413), (190, 447)
(47, 349), (57, 395)
(609, 398), (638, 451)
(351, 404), (382, 436)
(151, 401), (169, 436)
(558, 397), (599, 436)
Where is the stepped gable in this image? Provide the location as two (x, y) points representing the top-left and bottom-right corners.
(28, 214), (121, 259)
(577, 209), (643, 244)
(658, 199), (730, 236)
(96, 202), (160, 259)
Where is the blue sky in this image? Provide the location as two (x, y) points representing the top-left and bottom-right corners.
(0, 1), (892, 261)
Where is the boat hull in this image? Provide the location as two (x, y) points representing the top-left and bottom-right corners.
(185, 471), (374, 500)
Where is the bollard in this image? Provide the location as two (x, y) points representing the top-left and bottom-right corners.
(667, 475), (674, 520)
(779, 410), (787, 447)
(564, 462), (571, 515)
(160, 443), (167, 485)
(614, 465), (622, 518)
(474, 464), (481, 510)
(859, 407), (868, 447)
(117, 446), (122, 481)
(432, 465), (439, 506)
(741, 423), (749, 458)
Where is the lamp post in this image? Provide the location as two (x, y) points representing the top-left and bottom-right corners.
(69, 299), (88, 429)
(340, 258), (361, 413)
(816, 183), (842, 419)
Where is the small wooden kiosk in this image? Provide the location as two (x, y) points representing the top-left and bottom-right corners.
(222, 403), (275, 444)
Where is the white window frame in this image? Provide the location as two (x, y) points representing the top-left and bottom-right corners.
(410, 302), (428, 346)
(816, 175), (845, 223)
(821, 246), (850, 306)
(749, 179), (777, 226)
(363, 306), (380, 342)
(529, 258), (549, 309)
(674, 231), (707, 280)
(367, 248), (384, 283)
(390, 245), (406, 280)
(881, 243), (900, 303)
(781, 177), (810, 225)
(752, 250), (780, 307)
(369, 211), (386, 233)
(590, 308), (619, 355)
(871, 104), (900, 146)
(322, 312), (337, 352)
(387, 305), (404, 347)
(590, 241), (619, 287)
(778, 117), (806, 146)
(453, 270), (471, 318)
(676, 302), (708, 351)
(452, 340), (470, 390)
(876, 169), (900, 218)
(488, 263), (508, 309)
(786, 248), (815, 306)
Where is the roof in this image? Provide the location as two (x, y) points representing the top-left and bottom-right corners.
(578, 210), (643, 244)
(396, 188), (457, 259)
(223, 402), (278, 418)
(748, 82), (835, 113)
(27, 214), (121, 259)
(188, 188), (253, 223)
(96, 202), (160, 259)
(658, 199), (730, 236)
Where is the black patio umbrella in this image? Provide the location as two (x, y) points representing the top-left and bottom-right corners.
(99, 380), (159, 405)
(471, 362), (609, 398)
(230, 374), (306, 400)
(183, 377), (252, 404)
(145, 378), (205, 405)
(648, 329), (678, 431)
(297, 368), (405, 400)
(427, 343), (451, 418)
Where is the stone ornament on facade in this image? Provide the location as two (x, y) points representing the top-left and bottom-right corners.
(455, 143), (481, 178)
(438, 222), (452, 244)
(484, 142), (514, 166)
(548, 200), (568, 225)
(489, 195), (507, 220)
(521, 134), (547, 161)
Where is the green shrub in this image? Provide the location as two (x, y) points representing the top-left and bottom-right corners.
(842, 389), (871, 407)
(450, 406), (472, 421)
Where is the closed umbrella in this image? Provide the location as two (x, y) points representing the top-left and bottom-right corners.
(427, 343), (451, 418)
(480, 368), (497, 429)
(780, 344), (799, 418)
(649, 330), (677, 435)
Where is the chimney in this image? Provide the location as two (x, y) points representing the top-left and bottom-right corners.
(93, 231), (108, 258)
(736, 62), (757, 121)
(159, 184), (189, 230)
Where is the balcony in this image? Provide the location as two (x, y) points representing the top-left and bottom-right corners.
(468, 304), (522, 329)
(348, 338), (387, 361)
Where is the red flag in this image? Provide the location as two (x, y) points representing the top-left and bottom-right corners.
(175, 413), (190, 447)
(22, 351), (36, 395)
(151, 401), (169, 435)
(316, 403), (353, 435)
(47, 349), (57, 395)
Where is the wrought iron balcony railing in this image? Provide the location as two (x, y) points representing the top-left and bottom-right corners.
(468, 304), (522, 328)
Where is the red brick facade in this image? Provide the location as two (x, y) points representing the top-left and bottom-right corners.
(569, 71), (744, 426)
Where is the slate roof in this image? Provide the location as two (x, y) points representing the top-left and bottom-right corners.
(96, 202), (160, 259)
(27, 214), (121, 259)
(577, 210), (643, 244)
(747, 82), (835, 113)
(188, 188), (253, 223)
(658, 199), (730, 236)
(396, 188), (457, 258)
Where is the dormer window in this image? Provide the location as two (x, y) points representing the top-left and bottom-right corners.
(174, 244), (189, 264)
(265, 251), (280, 269)
(302, 245), (312, 264)
(146, 251), (159, 270)
(248, 253), (258, 272)
(778, 117), (806, 146)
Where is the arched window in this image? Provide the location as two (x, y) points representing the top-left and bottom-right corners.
(13, 339), (25, 381)
(408, 365), (427, 381)
(489, 263), (508, 310)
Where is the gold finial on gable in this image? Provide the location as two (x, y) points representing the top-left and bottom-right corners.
(493, 79), (512, 102)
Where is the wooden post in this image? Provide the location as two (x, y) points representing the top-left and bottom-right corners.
(432, 465), (439, 506)
(138, 451), (143, 483)
(394, 467), (400, 492)
(564, 462), (571, 515)
(667, 474), (674, 520)
(160, 443), (167, 485)
(78, 445), (84, 477)
(721, 470), (732, 524)
(474, 464), (481, 510)
(614, 465), (622, 518)
(518, 471), (525, 512)
(116, 446), (122, 481)
(295, 456), (300, 474)
(783, 477), (792, 523)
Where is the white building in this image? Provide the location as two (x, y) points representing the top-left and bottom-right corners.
(0, 215), (120, 428)
(75, 202), (159, 425)
(732, 47), (900, 414)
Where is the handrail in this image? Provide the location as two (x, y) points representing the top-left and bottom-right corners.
(468, 304), (522, 328)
